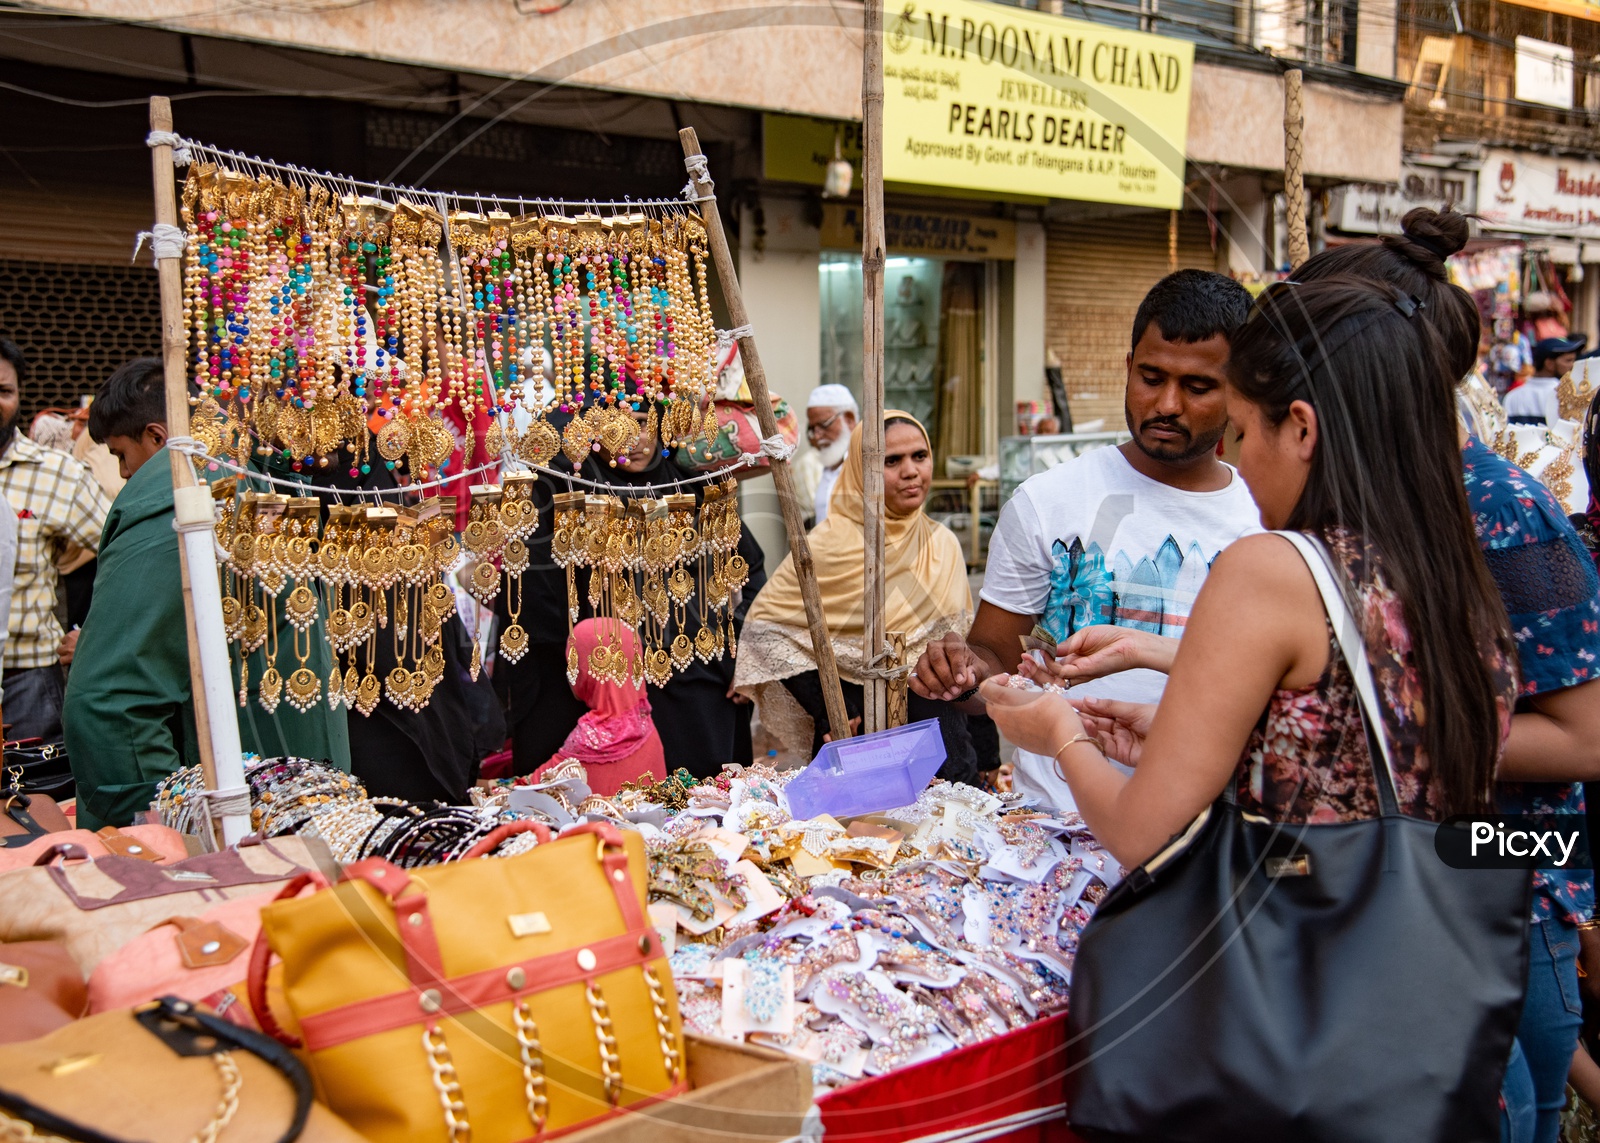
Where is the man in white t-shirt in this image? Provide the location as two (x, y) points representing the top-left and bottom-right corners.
(911, 270), (1260, 803)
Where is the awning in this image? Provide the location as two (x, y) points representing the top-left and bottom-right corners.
(1496, 0), (1600, 22)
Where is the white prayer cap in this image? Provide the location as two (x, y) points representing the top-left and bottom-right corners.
(806, 384), (859, 413)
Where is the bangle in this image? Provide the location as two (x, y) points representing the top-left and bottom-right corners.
(1578, 919), (1600, 932)
(1051, 733), (1101, 781)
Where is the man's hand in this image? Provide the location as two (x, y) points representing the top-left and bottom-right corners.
(56, 628), (79, 668)
(1019, 626), (1178, 687)
(822, 716), (862, 743)
(1072, 695), (1155, 768)
(911, 633), (985, 701)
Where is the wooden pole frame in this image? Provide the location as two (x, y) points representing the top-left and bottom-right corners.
(149, 97), (250, 847)
(150, 97), (219, 824)
(1283, 68), (1310, 270)
(860, 0), (889, 735)
(678, 128), (854, 744)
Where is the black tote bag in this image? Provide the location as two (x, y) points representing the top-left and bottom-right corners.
(1065, 531), (1531, 1143)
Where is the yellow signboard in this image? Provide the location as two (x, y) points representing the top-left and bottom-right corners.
(820, 202), (1016, 258)
(883, 0), (1194, 209)
(764, 115), (863, 187)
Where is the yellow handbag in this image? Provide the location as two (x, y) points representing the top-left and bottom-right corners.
(249, 820), (685, 1143)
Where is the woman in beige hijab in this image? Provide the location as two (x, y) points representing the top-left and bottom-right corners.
(735, 411), (977, 780)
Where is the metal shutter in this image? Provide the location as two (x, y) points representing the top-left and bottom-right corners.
(1045, 212), (1219, 429)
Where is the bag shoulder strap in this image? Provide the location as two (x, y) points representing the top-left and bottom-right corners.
(1272, 530), (1402, 817)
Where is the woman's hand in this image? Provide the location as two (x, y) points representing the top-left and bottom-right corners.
(1073, 696), (1155, 768)
(978, 675), (1085, 759)
(1020, 626), (1179, 686)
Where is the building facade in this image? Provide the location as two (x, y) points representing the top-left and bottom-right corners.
(0, 0), (1405, 557)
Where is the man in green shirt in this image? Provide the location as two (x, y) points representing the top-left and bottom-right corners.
(62, 359), (349, 829)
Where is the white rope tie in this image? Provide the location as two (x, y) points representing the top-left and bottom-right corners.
(724, 324), (754, 341)
(146, 130), (193, 166)
(165, 435), (208, 459)
(681, 153), (715, 203)
(193, 785), (251, 851)
(133, 223), (187, 262)
(740, 434), (795, 467)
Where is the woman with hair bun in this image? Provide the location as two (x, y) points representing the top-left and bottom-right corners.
(1294, 209), (1600, 1143)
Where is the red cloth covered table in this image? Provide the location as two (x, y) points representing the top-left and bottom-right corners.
(813, 1012), (1083, 1142)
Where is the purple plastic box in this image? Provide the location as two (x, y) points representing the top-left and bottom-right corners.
(784, 718), (947, 821)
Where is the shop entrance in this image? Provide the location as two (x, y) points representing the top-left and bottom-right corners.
(819, 252), (994, 465)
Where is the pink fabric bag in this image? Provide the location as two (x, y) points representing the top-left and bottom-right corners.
(0, 826), (188, 874)
(87, 872), (328, 1016)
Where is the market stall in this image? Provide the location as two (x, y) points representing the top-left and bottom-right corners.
(0, 99), (1107, 1143)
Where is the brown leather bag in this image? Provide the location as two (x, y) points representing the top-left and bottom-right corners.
(0, 997), (365, 1143)
(0, 941), (86, 1043)
(0, 793), (71, 846)
(0, 836), (337, 975)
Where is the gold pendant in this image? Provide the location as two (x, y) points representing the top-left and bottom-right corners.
(670, 633), (693, 671)
(590, 642), (614, 681)
(286, 667), (321, 712)
(693, 625), (717, 663)
(344, 665), (360, 702)
(519, 419), (560, 467)
(500, 623), (529, 664)
(667, 566), (694, 604)
(469, 639), (483, 680)
(220, 595), (243, 638)
(566, 642), (580, 685)
(561, 411), (592, 467)
(259, 666), (283, 714)
(385, 667), (414, 710)
(243, 605), (268, 653)
(355, 672), (381, 716)
(327, 607), (354, 643)
(376, 417), (410, 461)
(470, 559), (500, 604)
(326, 668), (344, 711)
(285, 583), (318, 631)
(646, 648), (673, 687)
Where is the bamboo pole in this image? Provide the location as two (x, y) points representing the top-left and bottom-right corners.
(860, 0), (889, 734)
(1283, 68), (1310, 270)
(149, 97), (249, 847)
(678, 128), (853, 744)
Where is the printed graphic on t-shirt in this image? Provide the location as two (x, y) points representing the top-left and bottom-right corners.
(1041, 534), (1214, 640)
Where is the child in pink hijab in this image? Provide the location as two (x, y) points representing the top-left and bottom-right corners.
(529, 619), (665, 796)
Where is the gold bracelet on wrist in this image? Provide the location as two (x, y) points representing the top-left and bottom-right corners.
(1051, 732), (1101, 781)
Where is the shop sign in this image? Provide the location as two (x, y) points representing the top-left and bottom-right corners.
(764, 114), (863, 187)
(1478, 148), (1600, 240)
(820, 202), (1016, 258)
(881, 0), (1193, 209)
(1330, 158), (1477, 234)
(1515, 36), (1575, 110)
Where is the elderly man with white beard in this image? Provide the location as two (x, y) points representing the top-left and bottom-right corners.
(796, 384), (858, 528)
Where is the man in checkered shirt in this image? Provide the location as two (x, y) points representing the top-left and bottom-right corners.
(0, 342), (110, 742)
